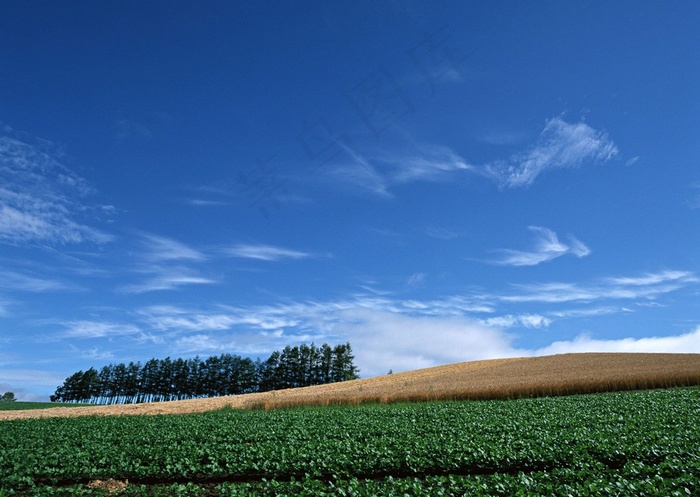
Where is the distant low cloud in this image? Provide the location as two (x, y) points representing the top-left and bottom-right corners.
(480, 313), (552, 329)
(46, 266), (699, 379)
(536, 326), (700, 356)
(0, 127), (113, 246)
(483, 117), (618, 188)
(338, 309), (521, 375)
(0, 371), (65, 401)
(490, 226), (590, 266)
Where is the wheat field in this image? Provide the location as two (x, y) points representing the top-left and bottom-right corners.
(4, 352), (700, 420)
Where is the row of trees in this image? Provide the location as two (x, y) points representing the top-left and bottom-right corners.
(51, 343), (359, 404)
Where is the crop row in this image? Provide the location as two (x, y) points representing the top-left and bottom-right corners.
(1, 388), (699, 495)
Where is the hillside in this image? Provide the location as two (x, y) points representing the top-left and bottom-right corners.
(3, 352), (700, 420)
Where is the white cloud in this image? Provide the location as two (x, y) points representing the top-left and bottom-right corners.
(322, 141), (473, 196)
(483, 116), (618, 188)
(224, 243), (315, 261)
(480, 313), (552, 329)
(548, 306), (627, 319)
(490, 226), (590, 266)
(687, 182), (700, 209)
(0, 132), (113, 245)
(140, 233), (206, 261)
(336, 308), (523, 376)
(424, 226), (462, 240)
(339, 310), (700, 377)
(536, 327), (700, 355)
(605, 270), (696, 287)
(74, 267), (697, 378)
(0, 299), (11, 317)
(186, 198), (230, 207)
(325, 161), (390, 197)
(406, 272), (427, 286)
(118, 269), (216, 294)
(387, 144), (474, 183)
(320, 116), (616, 195)
(119, 234), (213, 293)
(625, 156), (640, 167)
(62, 320), (142, 339)
(0, 270), (79, 292)
(499, 270), (694, 304)
(139, 306), (241, 332)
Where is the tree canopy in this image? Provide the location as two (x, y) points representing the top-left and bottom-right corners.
(52, 342), (359, 404)
(0, 392), (16, 402)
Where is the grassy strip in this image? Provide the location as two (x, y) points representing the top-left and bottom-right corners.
(0, 401), (93, 411)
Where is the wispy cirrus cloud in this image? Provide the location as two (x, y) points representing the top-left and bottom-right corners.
(223, 243), (316, 261)
(139, 233), (206, 262)
(385, 143), (474, 183)
(138, 305), (242, 332)
(483, 116), (618, 188)
(424, 226), (462, 240)
(324, 160), (390, 197)
(0, 270), (80, 292)
(61, 320), (142, 339)
(499, 270), (696, 304)
(476, 127), (529, 146)
(0, 298), (12, 317)
(0, 126), (113, 246)
(320, 116), (616, 196)
(490, 226), (590, 266)
(687, 182), (700, 209)
(119, 271), (217, 294)
(118, 233), (214, 293)
(48, 266), (697, 378)
(319, 139), (472, 196)
(605, 270), (696, 287)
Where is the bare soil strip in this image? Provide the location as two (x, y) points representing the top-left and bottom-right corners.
(4, 352), (700, 420)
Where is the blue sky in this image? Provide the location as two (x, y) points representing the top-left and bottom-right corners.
(1, 2), (699, 401)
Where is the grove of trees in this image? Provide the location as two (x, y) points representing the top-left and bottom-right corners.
(0, 392), (16, 402)
(51, 342), (359, 404)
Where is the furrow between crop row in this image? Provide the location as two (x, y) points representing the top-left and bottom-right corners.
(26, 455), (653, 493)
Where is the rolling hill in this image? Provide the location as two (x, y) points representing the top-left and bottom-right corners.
(3, 352), (700, 420)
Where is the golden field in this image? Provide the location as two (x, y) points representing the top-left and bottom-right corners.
(4, 352), (700, 420)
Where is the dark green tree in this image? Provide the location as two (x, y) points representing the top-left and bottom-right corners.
(0, 391), (16, 402)
(52, 342), (359, 404)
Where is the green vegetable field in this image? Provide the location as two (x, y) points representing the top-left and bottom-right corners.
(2, 388), (699, 496)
